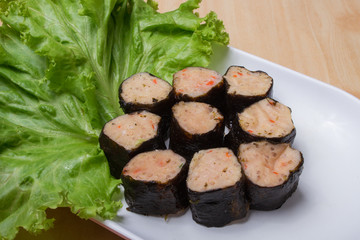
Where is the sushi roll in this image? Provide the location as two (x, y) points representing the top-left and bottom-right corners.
(169, 101), (224, 161)
(225, 98), (296, 154)
(99, 111), (166, 179)
(121, 150), (188, 215)
(173, 67), (225, 111)
(187, 148), (248, 227)
(223, 66), (273, 125)
(238, 141), (304, 210)
(119, 72), (174, 117)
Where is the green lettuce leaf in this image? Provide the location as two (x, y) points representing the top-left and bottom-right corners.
(0, 0), (229, 239)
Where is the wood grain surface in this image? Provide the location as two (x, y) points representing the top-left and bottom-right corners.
(160, 0), (360, 99)
(14, 1), (360, 240)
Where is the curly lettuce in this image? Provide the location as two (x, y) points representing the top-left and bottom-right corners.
(0, 0), (229, 239)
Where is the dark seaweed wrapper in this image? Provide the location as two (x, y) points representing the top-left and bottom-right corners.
(188, 178), (248, 227)
(245, 153), (304, 210)
(169, 112), (225, 161)
(121, 162), (189, 215)
(225, 100), (296, 155)
(99, 113), (167, 179)
(119, 73), (175, 118)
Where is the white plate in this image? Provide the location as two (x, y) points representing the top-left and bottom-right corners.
(94, 46), (360, 240)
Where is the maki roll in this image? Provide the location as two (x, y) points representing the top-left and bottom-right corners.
(238, 141), (304, 210)
(173, 67), (225, 111)
(223, 66), (273, 125)
(169, 101), (224, 161)
(99, 111), (166, 178)
(121, 150), (188, 215)
(226, 98), (296, 154)
(119, 72), (174, 117)
(187, 148), (248, 227)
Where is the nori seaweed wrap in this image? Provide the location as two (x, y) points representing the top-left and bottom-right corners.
(99, 111), (166, 179)
(187, 148), (248, 227)
(173, 67), (225, 112)
(118, 72), (174, 117)
(121, 150), (188, 215)
(169, 101), (224, 161)
(238, 141), (304, 210)
(225, 98), (296, 155)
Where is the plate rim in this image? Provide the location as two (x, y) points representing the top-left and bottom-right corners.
(226, 45), (360, 104)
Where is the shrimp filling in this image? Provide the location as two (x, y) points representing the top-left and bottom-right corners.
(103, 111), (160, 150)
(123, 150), (186, 184)
(239, 141), (302, 187)
(172, 101), (223, 134)
(121, 72), (172, 104)
(173, 67), (223, 97)
(224, 66), (272, 96)
(239, 98), (294, 138)
(187, 148), (242, 192)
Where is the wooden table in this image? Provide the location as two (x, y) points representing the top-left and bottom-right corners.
(15, 1), (360, 239)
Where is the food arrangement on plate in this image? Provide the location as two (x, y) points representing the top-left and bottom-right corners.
(0, 0), (311, 238)
(99, 66), (304, 227)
